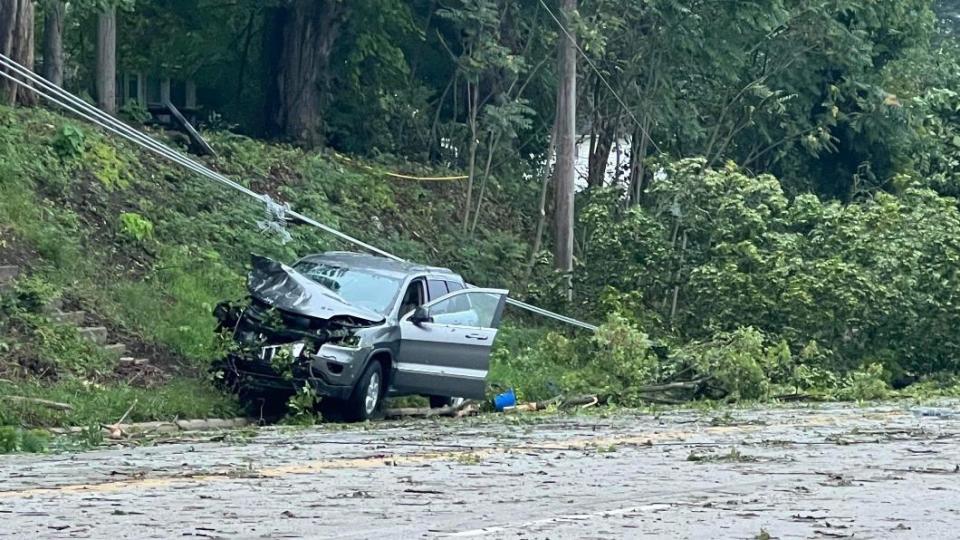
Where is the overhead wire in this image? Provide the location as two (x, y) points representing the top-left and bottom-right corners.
(537, 0), (663, 155)
(0, 53), (597, 332)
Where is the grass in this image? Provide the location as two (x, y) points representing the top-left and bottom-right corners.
(0, 378), (239, 429)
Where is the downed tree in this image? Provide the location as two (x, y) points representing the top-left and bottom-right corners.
(0, 395), (73, 411)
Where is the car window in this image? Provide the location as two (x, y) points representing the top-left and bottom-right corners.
(293, 261), (402, 315)
(427, 279), (448, 301)
(398, 280), (425, 317)
(428, 291), (502, 328)
(444, 281), (464, 292)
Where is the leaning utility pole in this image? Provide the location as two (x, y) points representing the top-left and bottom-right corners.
(553, 0), (577, 300)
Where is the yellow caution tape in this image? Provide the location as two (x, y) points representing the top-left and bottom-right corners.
(331, 151), (467, 181)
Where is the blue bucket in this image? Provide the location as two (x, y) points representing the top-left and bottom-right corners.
(493, 389), (516, 411)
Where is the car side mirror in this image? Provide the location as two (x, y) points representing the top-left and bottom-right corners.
(410, 306), (433, 325)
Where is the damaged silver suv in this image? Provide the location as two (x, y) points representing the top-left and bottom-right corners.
(213, 252), (508, 421)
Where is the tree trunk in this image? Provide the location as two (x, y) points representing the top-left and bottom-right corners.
(462, 81), (479, 233)
(42, 0), (65, 86)
(0, 0), (36, 106)
(268, 0), (345, 146)
(628, 119), (651, 205)
(96, 7), (117, 114)
(587, 117), (614, 188)
(553, 0), (577, 297)
(524, 122), (558, 284)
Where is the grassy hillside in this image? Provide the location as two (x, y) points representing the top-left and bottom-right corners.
(0, 104), (538, 429)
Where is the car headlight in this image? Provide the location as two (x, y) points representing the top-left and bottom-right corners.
(328, 335), (362, 349)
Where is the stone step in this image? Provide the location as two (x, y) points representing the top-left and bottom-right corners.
(0, 265), (19, 283)
(78, 326), (108, 345)
(119, 357), (150, 366)
(53, 310), (86, 325)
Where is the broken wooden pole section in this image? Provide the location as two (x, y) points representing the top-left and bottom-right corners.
(165, 100), (216, 157)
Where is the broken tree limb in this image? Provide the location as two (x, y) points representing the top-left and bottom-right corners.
(559, 395), (600, 409)
(0, 395), (73, 411)
(634, 379), (707, 393)
(635, 394), (685, 405)
(103, 399), (138, 439)
(384, 399), (478, 419)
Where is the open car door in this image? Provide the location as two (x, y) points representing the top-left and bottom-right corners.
(393, 288), (508, 399)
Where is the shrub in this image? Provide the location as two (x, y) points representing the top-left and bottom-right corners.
(119, 212), (155, 243)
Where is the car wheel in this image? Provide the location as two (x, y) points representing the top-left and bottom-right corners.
(429, 396), (465, 409)
(339, 360), (385, 422)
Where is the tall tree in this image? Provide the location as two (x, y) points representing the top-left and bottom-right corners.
(0, 0), (37, 106)
(96, 5), (117, 113)
(553, 0), (576, 292)
(42, 0), (66, 86)
(266, 0), (346, 146)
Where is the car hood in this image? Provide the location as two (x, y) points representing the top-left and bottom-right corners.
(247, 254), (385, 324)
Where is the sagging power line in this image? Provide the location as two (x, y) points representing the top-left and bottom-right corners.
(0, 52), (598, 332)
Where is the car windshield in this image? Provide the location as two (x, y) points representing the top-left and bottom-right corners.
(293, 261), (402, 315)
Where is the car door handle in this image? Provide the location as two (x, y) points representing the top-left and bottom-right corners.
(465, 333), (489, 341)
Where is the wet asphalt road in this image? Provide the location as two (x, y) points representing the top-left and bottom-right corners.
(1, 402), (958, 539)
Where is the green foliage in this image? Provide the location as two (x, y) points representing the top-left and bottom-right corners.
(838, 363), (891, 401)
(88, 140), (129, 190)
(672, 328), (770, 401)
(118, 100), (151, 125)
(0, 426), (49, 454)
(52, 123), (86, 159)
(575, 158), (960, 377)
(14, 276), (61, 312)
(118, 212), (155, 243)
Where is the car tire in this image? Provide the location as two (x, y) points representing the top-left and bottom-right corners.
(336, 359), (386, 422)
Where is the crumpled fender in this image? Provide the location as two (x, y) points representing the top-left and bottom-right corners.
(247, 254), (385, 324)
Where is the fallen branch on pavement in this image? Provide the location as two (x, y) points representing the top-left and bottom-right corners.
(385, 399), (479, 419)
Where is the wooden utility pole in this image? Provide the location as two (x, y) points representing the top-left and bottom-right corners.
(96, 6), (117, 113)
(43, 1), (66, 86)
(553, 0), (577, 299)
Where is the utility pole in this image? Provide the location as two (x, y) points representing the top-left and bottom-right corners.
(553, 0), (577, 300)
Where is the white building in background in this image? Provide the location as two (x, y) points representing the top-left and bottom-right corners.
(573, 134), (633, 190)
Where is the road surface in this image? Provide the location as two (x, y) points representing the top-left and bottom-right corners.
(1, 402), (958, 538)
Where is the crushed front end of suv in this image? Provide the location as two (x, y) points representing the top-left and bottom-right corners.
(212, 252), (508, 421)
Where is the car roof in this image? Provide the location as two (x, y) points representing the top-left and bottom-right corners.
(296, 251), (461, 279)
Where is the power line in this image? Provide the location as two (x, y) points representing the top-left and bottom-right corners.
(537, 0), (662, 155)
(0, 54), (597, 332)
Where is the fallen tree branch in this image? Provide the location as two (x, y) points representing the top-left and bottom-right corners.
(559, 395), (600, 409)
(103, 399), (138, 439)
(635, 394), (686, 405)
(0, 395), (73, 411)
(635, 379), (707, 393)
(385, 399), (478, 419)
